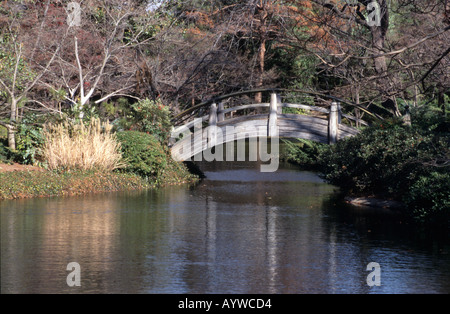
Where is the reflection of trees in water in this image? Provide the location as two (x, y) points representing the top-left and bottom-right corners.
(3, 170), (450, 293)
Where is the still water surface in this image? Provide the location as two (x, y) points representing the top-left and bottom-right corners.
(1, 161), (450, 293)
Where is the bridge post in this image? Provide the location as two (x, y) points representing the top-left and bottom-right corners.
(277, 94), (282, 114)
(268, 93), (278, 137)
(338, 102), (342, 124)
(328, 101), (339, 144)
(218, 102), (225, 122)
(208, 102), (218, 147)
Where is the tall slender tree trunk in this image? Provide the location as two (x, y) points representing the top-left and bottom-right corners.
(7, 97), (17, 150)
(355, 85), (361, 128)
(368, 0), (401, 116)
(438, 89), (446, 117)
(368, 0), (389, 75)
(371, 26), (387, 74)
(255, 37), (266, 104)
(7, 126), (16, 151)
(254, 0), (268, 106)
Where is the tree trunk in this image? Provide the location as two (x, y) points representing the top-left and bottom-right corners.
(367, 0), (401, 116)
(255, 37), (266, 105)
(438, 89), (446, 116)
(368, 0), (389, 74)
(371, 26), (387, 74)
(8, 97), (17, 150)
(7, 126), (16, 151)
(355, 85), (361, 128)
(255, 0), (268, 106)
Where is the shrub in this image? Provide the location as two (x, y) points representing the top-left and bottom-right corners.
(410, 105), (449, 133)
(320, 119), (449, 193)
(115, 131), (168, 180)
(318, 110), (449, 225)
(319, 119), (425, 196)
(40, 118), (124, 171)
(116, 131), (196, 185)
(13, 117), (44, 165)
(119, 98), (172, 143)
(0, 138), (12, 163)
(281, 138), (326, 169)
(2, 113), (53, 165)
(403, 172), (450, 226)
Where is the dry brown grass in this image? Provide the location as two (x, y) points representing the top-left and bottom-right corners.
(41, 118), (124, 171)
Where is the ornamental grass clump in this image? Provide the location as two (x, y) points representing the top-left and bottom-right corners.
(41, 118), (124, 171)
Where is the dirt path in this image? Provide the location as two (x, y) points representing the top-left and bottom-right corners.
(0, 162), (45, 173)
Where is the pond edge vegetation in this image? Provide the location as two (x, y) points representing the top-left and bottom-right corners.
(1, 100), (448, 231)
(0, 99), (198, 201)
(281, 105), (449, 229)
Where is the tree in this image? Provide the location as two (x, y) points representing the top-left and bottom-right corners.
(41, 0), (152, 119)
(285, 0), (450, 117)
(143, 0), (295, 111)
(0, 1), (64, 149)
(139, 1), (253, 110)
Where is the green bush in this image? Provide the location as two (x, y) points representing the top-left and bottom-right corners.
(116, 130), (197, 185)
(403, 172), (450, 226)
(118, 98), (172, 144)
(0, 138), (12, 163)
(5, 113), (62, 166)
(116, 131), (168, 181)
(318, 111), (449, 225)
(319, 119), (429, 196)
(14, 118), (44, 165)
(410, 105), (449, 133)
(281, 138), (326, 169)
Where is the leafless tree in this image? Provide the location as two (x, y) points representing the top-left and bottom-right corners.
(41, 0), (152, 118)
(0, 1), (66, 149)
(291, 0), (448, 115)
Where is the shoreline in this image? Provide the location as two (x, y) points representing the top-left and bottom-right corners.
(0, 162), (198, 200)
(344, 196), (405, 210)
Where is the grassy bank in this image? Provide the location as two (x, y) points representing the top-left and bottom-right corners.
(0, 161), (197, 200)
(0, 126), (198, 200)
(0, 169), (150, 199)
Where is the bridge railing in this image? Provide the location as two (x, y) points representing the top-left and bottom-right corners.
(172, 88), (374, 123)
(170, 89), (368, 146)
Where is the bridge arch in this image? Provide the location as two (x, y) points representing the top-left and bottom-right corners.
(170, 89), (367, 163)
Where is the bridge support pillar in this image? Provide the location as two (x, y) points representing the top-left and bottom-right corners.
(208, 103), (218, 147)
(328, 102), (339, 144)
(268, 93), (279, 137)
(218, 103), (224, 122)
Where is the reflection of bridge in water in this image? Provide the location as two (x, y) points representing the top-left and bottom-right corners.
(170, 89), (368, 162)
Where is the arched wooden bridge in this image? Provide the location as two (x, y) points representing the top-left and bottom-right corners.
(169, 89), (368, 162)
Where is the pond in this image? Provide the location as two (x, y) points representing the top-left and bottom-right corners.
(1, 161), (450, 293)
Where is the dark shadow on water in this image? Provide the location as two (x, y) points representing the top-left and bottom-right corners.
(183, 161), (206, 178)
(321, 192), (450, 250)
